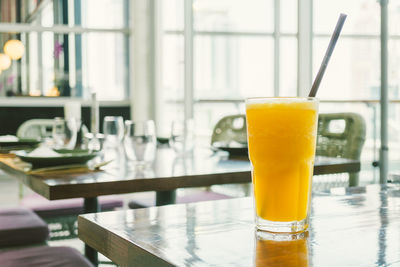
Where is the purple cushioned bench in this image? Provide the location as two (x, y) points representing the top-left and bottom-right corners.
(128, 191), (232, 209)
(0, 246), (93, 267)
(20, 193), (123, 217)
(0, 208), (49, 248)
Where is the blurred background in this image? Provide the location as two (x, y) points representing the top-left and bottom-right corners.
(1, 0), (400, 185)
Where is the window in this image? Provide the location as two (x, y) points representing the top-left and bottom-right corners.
(313, 0), (380, 100)
(158, 0), (400, 183)
(160, 0), (298, 140)
(0, 0), (129, 100)
(313, 0), (400, 182)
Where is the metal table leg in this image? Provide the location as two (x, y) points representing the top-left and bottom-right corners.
(156, 190), (177, 206)
(83, 197), (99, 266)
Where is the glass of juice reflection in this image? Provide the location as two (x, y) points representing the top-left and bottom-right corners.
(245, 97), (318, 233)
(255, 231), (309, 266)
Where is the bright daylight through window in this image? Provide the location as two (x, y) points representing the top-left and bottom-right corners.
(0, 0), (129, 100)
(159, 0), (400, 185)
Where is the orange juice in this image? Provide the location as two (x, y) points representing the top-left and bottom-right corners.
(246, 98), (318, 227)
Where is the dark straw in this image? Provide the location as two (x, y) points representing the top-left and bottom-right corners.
(309, 13), (347, 97)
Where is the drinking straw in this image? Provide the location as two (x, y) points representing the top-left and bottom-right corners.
(309, 13), (347, 97)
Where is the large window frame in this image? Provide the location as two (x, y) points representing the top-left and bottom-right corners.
(160, 0), (309, 122)
(161, 0), (395, 108)
(155, 0), (398, 184)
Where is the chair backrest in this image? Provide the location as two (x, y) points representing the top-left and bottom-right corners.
(316, 113), (366, 160)
(16, 119), (55, 139)
(17, 119), (89, 143)
(211, 115), (247, 146)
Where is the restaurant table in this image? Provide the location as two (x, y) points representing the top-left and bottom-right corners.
(78, 184), (400, 266)
(0, 148), (360, 265)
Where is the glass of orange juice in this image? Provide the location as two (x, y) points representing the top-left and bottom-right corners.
(245, 97), (319, 233)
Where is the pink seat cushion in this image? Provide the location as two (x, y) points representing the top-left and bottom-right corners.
(0, 246), (93, 267)
(0, 208), (49, 247)
(20, 193), (123, 218)
(128, 191), (232, 209)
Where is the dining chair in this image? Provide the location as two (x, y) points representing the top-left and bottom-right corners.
(210, 112), (366, 194)
(16, 118), (89, 141)
(0, 207), (49, 248)
(20, 194), (123, 241)
(0, 246), (93, 267)
(211, 114), (247, 147)
(209, 114), (251, 197)
(15, 119), (123, 241)
(315, 112), (366, 187)
(16, 119), (55, 139)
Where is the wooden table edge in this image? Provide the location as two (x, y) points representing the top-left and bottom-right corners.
(78, 215), (175, 267)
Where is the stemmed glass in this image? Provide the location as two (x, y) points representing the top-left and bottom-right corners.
(124, 120), (157, 167)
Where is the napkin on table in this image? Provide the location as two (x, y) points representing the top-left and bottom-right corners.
(0, 135), (18, 142)
(27, 147), (61, 157)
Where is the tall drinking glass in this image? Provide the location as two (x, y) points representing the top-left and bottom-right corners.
(52, 117), (79, 149)
(245, 97), (319, 233)
(124, 120), (157, 166)
(103, 116), (124, 148)
(170, 119), (194, 155)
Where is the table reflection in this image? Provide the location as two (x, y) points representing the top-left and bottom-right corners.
(171, 155), (195, 176)
(255, 231), (309, 267)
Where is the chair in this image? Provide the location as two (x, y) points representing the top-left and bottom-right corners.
(20, 194), (123, 241)
(16, 118), (89, 140)
(315, 112), (366, 187)
(0, 246), (93, 267)
(209, 112), (366, 194)
(0, 207), (49, 248)
(211, 115), (247, 146)
(210, 114), (251, 197)
(16, 119), (54, 139)
(16, 119), (122, 241)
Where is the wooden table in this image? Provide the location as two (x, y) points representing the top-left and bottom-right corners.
(78, 184), (400, 266)
(0, 148), (360, 202)
(0, 148), (360, 265)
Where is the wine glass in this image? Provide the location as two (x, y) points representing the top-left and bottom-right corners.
(124, 120), (157, 166)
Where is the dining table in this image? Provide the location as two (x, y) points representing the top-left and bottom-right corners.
(0, 147), (360, 206)
(0, 147), (360, 265)
(78, 183), (400, 266)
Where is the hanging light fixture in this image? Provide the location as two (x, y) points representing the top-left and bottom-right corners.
(4, 39), (25, 60)
(0, 53), (11, 70)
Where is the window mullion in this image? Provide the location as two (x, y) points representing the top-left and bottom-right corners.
(297, 0), (313, 97)
(184, 0), (194, 121)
